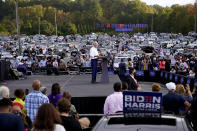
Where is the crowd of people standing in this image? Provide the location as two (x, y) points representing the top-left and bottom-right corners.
(118, 52), (197, 80)
(0, 80), (90, 131)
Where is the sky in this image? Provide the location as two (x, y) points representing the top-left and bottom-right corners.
(140, 0), (195, 7)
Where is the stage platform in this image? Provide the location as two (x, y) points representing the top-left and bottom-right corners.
(0, 74), (168, 98)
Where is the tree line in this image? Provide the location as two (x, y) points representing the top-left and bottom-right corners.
(0, 0), (195, 35)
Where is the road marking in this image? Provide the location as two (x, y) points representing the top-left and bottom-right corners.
(62, 75), (75, 90)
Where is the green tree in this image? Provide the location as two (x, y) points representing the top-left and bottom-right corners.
(40, 20), (55, 35)
(0, 24), (8, 35)
(62, 22), (77, 35)
(1, 16), (16, 34)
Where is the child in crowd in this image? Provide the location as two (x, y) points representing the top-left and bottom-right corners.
(13, 89), (26, 114)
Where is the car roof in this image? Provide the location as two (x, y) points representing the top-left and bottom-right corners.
(92, 114), (188, 131)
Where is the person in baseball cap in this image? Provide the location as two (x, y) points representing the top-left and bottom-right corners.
(165, 82), (176, 90)
(162, 82), (190, 115)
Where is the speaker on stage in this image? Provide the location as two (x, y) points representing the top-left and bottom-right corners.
(4, 60), (10, 80)
(0, 60), (5, 81)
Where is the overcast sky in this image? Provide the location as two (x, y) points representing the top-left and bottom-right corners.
(141, 0), (195, 7)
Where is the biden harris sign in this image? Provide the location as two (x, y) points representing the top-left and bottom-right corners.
(123, 91), (162, 113)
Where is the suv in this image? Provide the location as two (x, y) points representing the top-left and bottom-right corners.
(92, 114), (193, 131)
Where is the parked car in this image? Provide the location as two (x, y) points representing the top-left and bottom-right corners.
(92, 114), (193, 131)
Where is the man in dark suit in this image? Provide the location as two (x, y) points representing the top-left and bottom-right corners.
(126, 68), (141, 90)
(118, 58), (126, 82)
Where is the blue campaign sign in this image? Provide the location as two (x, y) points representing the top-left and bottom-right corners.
(164, 72), (168, 79)
(136, 71), (144, 76)
(149, 71), (156, 77)
(175, 75), (178, 82)
(180, 77), (184, 84)
(187, 78), (191, 84)
(169, 73), (173, 80)
(123, 91), (162, 113)
(160, 71), (164, 77)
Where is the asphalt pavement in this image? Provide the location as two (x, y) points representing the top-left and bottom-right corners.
(0, 74), (168, 98)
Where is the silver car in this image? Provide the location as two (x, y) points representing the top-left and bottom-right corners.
(92, 114), (193, 131)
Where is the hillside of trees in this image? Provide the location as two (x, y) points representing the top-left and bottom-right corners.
(0, 0), (195, 35)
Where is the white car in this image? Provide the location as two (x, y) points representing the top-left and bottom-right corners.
(92, 114), (193, 131)
(1, 52), (13, 59)
(187, 41), (197, 48)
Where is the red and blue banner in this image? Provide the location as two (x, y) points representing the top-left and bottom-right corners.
(96, 24), (148, 29)
(96, 23), (148, 32)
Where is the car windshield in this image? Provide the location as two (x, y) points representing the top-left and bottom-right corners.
(114, 58), (127, 63)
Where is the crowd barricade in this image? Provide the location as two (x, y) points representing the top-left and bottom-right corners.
(58, 69), (68, 75)
(68, 66), (80, 75)
(34, 67), (42, 74)
(135, 70), (196, 91)
(82, 67), (92, 74)
(25, 66), (94, 75)
(71, 97), (106, 114)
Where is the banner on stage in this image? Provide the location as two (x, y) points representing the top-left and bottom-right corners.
(136, 71), (144, 76)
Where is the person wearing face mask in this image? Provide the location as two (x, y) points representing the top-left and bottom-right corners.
(126, 68), (141, 91)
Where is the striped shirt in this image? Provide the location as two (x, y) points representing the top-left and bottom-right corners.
(25, 91), (49, 122)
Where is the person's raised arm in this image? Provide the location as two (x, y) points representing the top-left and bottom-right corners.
(182, 100), (191, 116)
(186, 84), (192, 98)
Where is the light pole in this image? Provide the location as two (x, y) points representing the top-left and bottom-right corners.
(194, 15), (196, 33)
(38, 17), (40, 35)
(15, 0), (22, 55)
(55, 11), (57, 36)
(194, 0), (197, 33)
(151, 14), (154, 32)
